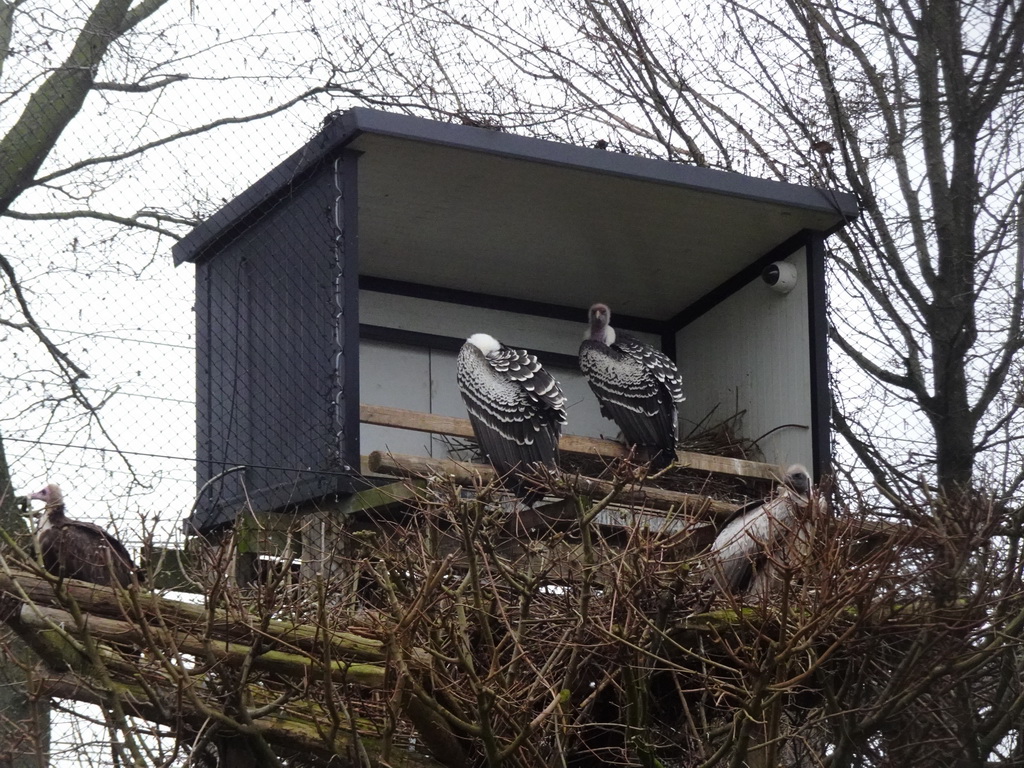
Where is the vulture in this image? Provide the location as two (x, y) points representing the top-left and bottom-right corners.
(705, 464), (813, 598)
(25, 484), (141, 587)
(579, 303), (685, 469)
(456, 333), (568, 505)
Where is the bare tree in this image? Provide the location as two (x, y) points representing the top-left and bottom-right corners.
(0, 2), (400, 763)
(0, 436), (48, 768)
(329, 0), (1024, 504)
(5, 2), (1024, 766)
(0, 0), (397, 505)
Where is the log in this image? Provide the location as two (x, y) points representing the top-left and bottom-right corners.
(364, 452), (920, 544)
(4, 572), (468, 767)
(36, 672), (446, 768)
(360, 404), (779, 481)
(366, 451), (741, 520)
(0, 570), (429, 668)
(19, 604), (388, 688)
(367, 451), (493, 486)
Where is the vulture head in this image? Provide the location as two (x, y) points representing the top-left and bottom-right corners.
(586, 303), (615, 345)
(25, 483), (67, 533)
(28, 483), (64, 509)
(782, 465), (811, 497)
(466, 332), (502, 356)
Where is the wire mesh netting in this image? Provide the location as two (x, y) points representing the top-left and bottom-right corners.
(5, 0), (1020, 558)
(3, 0), (1024, 766)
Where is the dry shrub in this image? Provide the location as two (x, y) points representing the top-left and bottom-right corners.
(2, 476), (1023, 767)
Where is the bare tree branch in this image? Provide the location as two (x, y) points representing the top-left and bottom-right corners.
(0, 0), (136, 216)
(94, 73), (189, 92)
(4, 208), (183, 238)
(30, 84), (365, 188)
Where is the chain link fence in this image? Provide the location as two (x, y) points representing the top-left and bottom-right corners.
(4, 1), (1019, 581)
(3, 1), (1021, 764)
(2, 2), (356, 555)
(6, 0), (1012, 564)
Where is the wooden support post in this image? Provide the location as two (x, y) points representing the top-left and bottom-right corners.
(299, 509), (356, 603)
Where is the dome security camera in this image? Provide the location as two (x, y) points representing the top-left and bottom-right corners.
(762, 261), (798, 294)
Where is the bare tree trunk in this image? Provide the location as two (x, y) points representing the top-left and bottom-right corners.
(0, 0), (168, 215)
(917, 0), (980, 503)
(0, 435), (50, 768)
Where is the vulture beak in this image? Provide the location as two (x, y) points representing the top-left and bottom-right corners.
(22, 488), (47, 517)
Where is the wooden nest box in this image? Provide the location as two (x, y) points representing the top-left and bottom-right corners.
(172, 109), (857, 534)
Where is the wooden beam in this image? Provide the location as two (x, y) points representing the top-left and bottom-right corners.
(0, 570), (428, 668)
(366, 451), (741, 520)
(362, 403), (476, 439)
(335, 479), (427, 515)
(360, 403), (779, 480)
(364, 451), (921, 546)
(19, 604), (389, 688)
(35, 673), (445, 768)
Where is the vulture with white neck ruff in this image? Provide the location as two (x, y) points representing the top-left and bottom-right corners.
(456, 333), (568, 505)
(579, 303), (685, 470)
(26, 483), (141, 587)
(705, 464), (813, 598)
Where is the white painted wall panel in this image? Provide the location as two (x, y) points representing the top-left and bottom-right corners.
(428, 348), (469, 459)
(358, 291), (650, 456)
(675, 250), (812, 470)
(359, 290), (660, 359)
(358, 341), (435, 457)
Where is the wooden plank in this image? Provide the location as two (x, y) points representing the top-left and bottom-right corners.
(360, 403), (779, 480)
(362, 403), (475, 439)
(562, 432), (778, 480)
(19, 604), (389, 688)
(367, 450), (741, 520)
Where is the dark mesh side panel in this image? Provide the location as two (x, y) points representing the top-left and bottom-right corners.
(191, 162), (342, 531)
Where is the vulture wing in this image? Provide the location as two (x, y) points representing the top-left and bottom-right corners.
(579, 333), (680, 455)
(40, 521), (139, 587)
(485, 345), (568, 419)
(708, 495), (797, 595)
(457, 342), (567, 503)
(614, 332), (685, 405)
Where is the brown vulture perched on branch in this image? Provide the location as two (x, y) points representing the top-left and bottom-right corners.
(456, 333), (568, 505)
(579, 303), (685, 470)
(26, 484), (142, 587)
